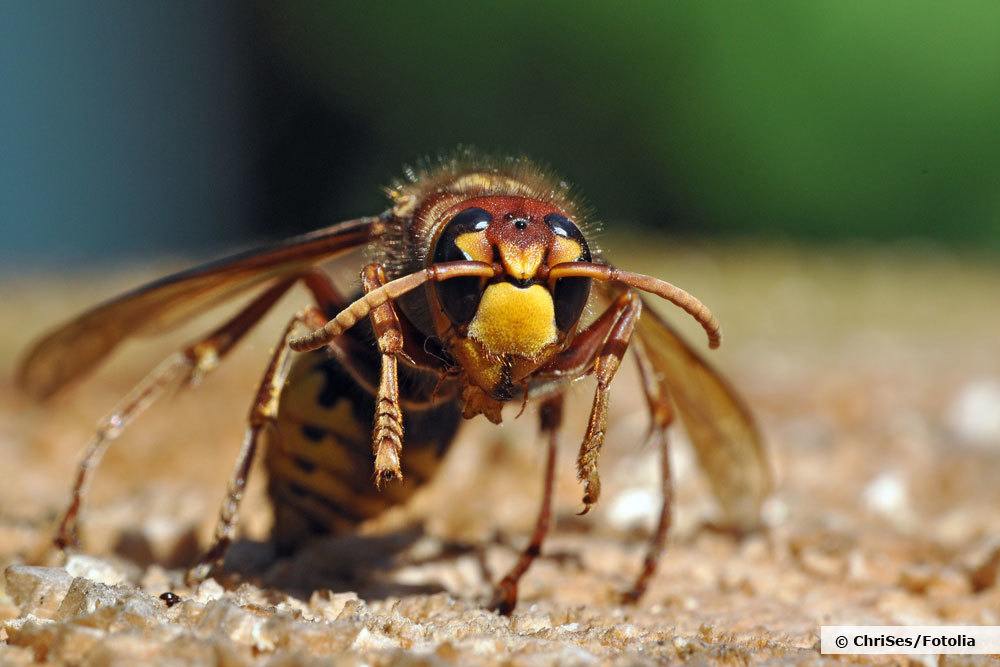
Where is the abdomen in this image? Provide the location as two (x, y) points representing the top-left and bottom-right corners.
(266, 333), (461, 553)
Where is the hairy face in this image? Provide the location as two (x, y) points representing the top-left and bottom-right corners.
(428, 196), (592, 400)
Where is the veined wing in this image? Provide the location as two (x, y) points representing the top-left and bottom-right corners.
(633, 296), (772, 530)
(18, 217), (377, 400)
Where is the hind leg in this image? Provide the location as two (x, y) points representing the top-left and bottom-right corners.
(53, 271), (348, 552)
(54, 277), (307, 550)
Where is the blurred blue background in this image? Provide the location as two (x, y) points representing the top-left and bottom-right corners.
(3, 1), (1000, 265)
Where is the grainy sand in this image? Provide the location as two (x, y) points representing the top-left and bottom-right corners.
(2, 244), (999, 665)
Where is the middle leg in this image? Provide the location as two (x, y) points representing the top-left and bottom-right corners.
(622, 335), (676, 603)
(187, 307), (329, 583)
(489, 394), (563, 615)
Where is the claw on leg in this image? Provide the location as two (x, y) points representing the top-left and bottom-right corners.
(490, 577), (520, 617)
(373, 352), (404, 488)
(576, 388), (609, 514)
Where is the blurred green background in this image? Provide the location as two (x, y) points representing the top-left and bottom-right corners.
(3, 1), (1000, 263)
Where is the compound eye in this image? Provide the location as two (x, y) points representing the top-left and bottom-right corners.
(432, 207), (492, 324)
(544, 214), (592, 331)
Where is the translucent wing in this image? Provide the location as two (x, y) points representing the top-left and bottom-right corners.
(17, 217), (377, 400)
(633, 296), (772, 530)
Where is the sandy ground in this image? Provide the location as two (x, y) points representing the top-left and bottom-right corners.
(1, 243), (1000, 665)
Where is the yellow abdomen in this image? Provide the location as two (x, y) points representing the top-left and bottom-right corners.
(267, 347), (461, 553)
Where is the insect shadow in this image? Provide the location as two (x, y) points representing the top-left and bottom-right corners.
(242, 523), (586, 603)
(111, 521), (586, 604)
(218, 525), (481, 602)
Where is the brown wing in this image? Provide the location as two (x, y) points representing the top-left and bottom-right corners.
(17, 217), (377, 400)
(634, 296), (772, 530)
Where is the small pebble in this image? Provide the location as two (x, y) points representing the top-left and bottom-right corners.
(4, 565), (74, 616)
(159, 592), (181, 608)
(862, 471), (909, 518)
(607, 488), (658, 532)
(65, 554), (128, 586)
(947, 379), (1000, 447)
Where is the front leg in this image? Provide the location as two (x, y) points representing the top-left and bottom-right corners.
(361, 264), (406, 487)
(528, 291), (642, 513)
(576, 292), (641, 514)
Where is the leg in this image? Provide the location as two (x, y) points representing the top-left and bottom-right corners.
(53, 276), (304, 550)
(576, 292), (642, 514)
(186, 307), (328, 583)
(622, 337), (676, 603)
(54, 355), (192, 550)
(489, 394), (563, 615)
(527, 289), (644, 400)
(53, 270), (350, 552)
(360, 264), (406, 487)
(373, 354), (403, 486)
